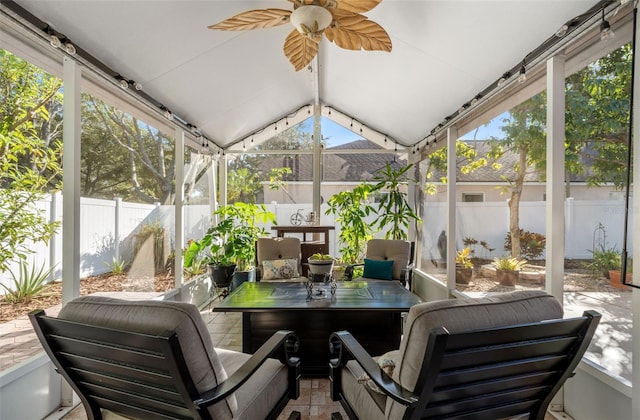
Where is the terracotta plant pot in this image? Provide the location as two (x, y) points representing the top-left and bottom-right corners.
(609, 270), (631, 289)
(455, 267), (473, 284)
(495, 269), (519, 286)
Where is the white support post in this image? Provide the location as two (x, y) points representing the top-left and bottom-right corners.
(219, 153), (227, 209)
(446, 126), (457, 291)
(49, 191), (59, 281)
(174, 128), (185, 290)
(545, 54), (566, 302)
(313, 104), (322, 219)
(61, 55), (81, 407)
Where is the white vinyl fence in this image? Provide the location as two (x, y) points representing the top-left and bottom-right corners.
(0, 196), (633, 292)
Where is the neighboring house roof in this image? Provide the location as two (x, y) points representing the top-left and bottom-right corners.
(256, 139), (407, 182)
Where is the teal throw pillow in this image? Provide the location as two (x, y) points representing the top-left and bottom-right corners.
(363, 258), (394, 280)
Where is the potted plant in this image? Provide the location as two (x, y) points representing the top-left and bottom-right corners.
(492, 256), (527, 286)
(609, 258), (632, 289)
(455, 247), (473, 284)
(371, 163), (421, 240)
(185, 203), (276, 291)
(586, 246), (621, 279)
(326, 184), (375, 265)
(307, 253), (335, 277)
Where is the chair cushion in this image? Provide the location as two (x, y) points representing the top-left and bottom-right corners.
(386, 290), (563, 418)
(365, 239), (410, 280)
(340, 360), (386, 420)
(262, 259), (299, 280)
(216, 348), (290, 420)
(363, 258), (394, 280)
(58, 296), (237, 419)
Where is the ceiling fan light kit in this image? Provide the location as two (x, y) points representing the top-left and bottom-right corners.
(290, 5), (333, 35)
(209, 0), (391, 71)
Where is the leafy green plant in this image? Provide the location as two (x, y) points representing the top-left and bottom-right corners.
(504, 229), (546, 260)
(492, 256), (527, 272)
(326, 184), (375, 264)
(183, 257), (206, 278)
(370, 163), (421, 240)
(309, 253), (334, 261)
(105, 257), (126, 274)
(463, 237), (495, 257)
(455, 248), (473, 269)
(585, 246), (621, 277)
(184, 202), (276, 271)
(1, 261), (56, 303)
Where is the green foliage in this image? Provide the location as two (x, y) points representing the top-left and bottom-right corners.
(326, 184), (375, 264)
(82, 95), (176, 204)
(309, 253), (334, 261)
(585, 246), (621, 277)
(492, 256), (527, 272)
(105, 257), (127, 274)
(455, 247), (473, 269)
(0, 50), (63, 271)
(185, 202), (276, 270)
(370, 163), (421, 240)
(424, 140), (489, 195)
(503, 229), (546, 260)
(183, 256), (206, 278)
(1, 261), (56, 303)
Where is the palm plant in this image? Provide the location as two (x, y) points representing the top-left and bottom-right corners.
(371, 163), (420, 240)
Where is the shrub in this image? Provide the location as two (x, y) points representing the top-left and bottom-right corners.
(492, 256), (527, 272)
(1, 261), (56, 303)
(504, 230), (546, 260)
(585, 246), (621, 277)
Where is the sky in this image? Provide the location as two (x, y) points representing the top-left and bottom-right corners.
(298, 112), (509, 147)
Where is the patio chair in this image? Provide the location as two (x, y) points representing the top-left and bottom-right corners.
(328, 290), (600, 420)
(29, 296), (301, 420)
(256, 237), (306, 282)
(346, 239), (413, 286)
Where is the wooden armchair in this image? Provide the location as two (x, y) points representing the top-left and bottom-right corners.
(328, 290), (600, 420)
(30, 296), (300, 420)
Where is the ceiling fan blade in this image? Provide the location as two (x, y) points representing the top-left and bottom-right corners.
(208, 9), (291, 31)
(283, 29), (319, 71)
(325, 12), (391, 52)
(335, 0), (382, 14)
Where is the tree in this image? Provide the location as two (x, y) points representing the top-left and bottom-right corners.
(490, 44), (631, 258)
(423, 140), (490, 195)
(0, 50), (62, 271)
(83, 96), (176, 204)
(488, 94), (547, 258)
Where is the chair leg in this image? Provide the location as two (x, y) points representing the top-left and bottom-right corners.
(331, 413), (344, 420)
(288, 411), (301, 420)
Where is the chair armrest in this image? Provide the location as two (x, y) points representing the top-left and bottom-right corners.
(197, 330), (300, 407)
(329, 331), (417, 406)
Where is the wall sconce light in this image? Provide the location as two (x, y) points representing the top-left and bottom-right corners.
(497, 72), (510, 88)
(118, 78), (129, 90)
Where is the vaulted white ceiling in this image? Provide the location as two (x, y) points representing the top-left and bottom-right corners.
(3, 0), (611, 150)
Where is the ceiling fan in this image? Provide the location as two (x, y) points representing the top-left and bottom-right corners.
(208, 0), (392, 71)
